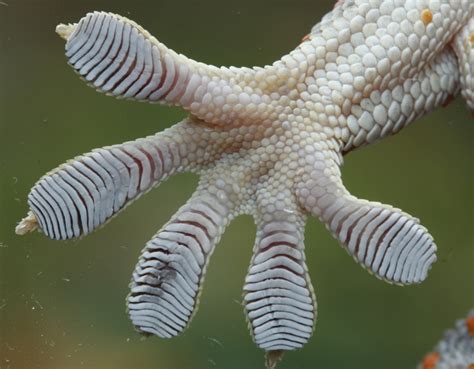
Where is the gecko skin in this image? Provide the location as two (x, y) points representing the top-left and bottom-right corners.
(17, 1), (473, 366)
(418, 310), (474, 369)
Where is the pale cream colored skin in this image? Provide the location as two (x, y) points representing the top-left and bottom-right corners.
(17, 1), (473, 367)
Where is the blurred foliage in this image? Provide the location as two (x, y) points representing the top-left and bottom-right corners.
(0, 1), (472, 369)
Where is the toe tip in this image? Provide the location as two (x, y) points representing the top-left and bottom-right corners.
(265, 350), (285, 369)
(15, 211), (38, 235)
(55, 23), (76, 41)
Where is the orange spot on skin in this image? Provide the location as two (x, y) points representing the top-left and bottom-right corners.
(468, 364), (474, 369)
(421, 9), (433, 25)
(422, 352), (440, 369)
(466, 315), (474, 336)
(470, 33), (474, 43)
(301, 33), (311, 43)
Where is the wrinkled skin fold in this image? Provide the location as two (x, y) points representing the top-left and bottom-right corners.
(16, 1), (473, 367)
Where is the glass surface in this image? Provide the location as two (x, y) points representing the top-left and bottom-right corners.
(1, 1), (473, 368)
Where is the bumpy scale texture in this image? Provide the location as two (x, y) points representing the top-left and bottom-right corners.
(418, 310), (474, 369)
(16, 0), (473, 366)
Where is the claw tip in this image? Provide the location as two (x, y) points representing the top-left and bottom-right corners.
(15, 211), (38, 235)
(265, 350), (284, 369)
(55, 23), (76, 41)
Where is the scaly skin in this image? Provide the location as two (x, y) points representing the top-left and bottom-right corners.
(418, 310), (474, 369)
(16, 1), (473, 367)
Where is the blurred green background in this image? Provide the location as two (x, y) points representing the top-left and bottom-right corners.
(0, 1), (472, 369)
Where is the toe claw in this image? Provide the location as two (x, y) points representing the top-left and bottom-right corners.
(265, 350), (285, 369)
(55, 23), (76, 41)
(16, 211), (38, 235)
